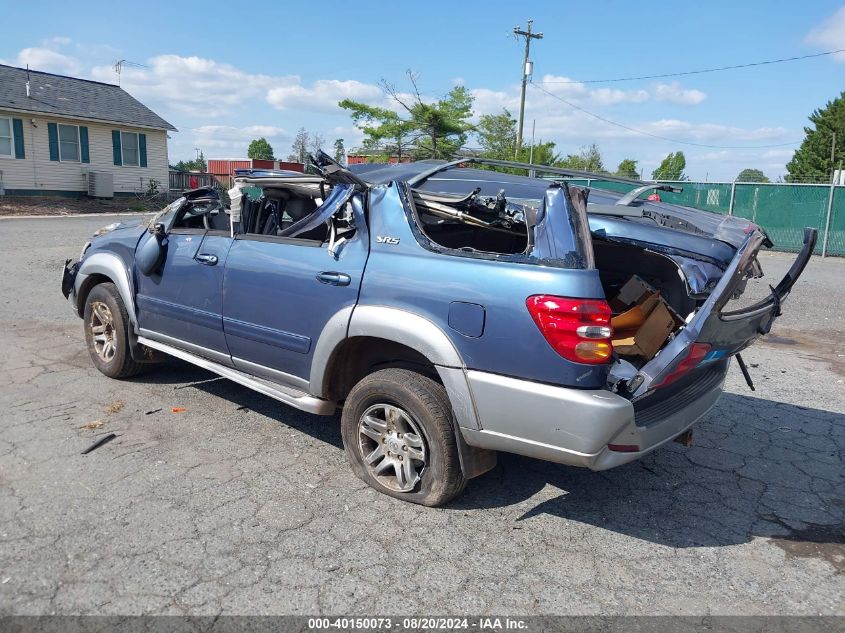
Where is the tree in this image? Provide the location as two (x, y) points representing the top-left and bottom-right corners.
(289, 128), (310, 164)
(340, 70), (475, 160)
(518, 141), (559, 166)
(247, 137), (274, 160)
(476, 109), (517, 159)
(786, 91), (845, 183)
(310, 133), (325, 156)
(338, 100), (416, 162)
(556, 143), (605, 172)
(736, 168), (769, 183)
(333, 138), (346, 164)
(652, 151), (687, 181)
(172, 152), (207, 172)
(474, 109), (559, 173)
(615, 158), (640, 179)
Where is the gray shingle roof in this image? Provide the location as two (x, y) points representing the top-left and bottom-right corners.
(0, 64), (176, 131)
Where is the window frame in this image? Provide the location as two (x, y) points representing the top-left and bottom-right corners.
(57, 123), (81, 163)
(0, 116), (14, 159)
(120, 131), (139, 167)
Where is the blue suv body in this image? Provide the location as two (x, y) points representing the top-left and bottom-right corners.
(62, 155), (815, 506)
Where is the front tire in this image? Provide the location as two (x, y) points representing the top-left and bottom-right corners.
(341, 368), (467, 506)
(83, 283), (143, 379)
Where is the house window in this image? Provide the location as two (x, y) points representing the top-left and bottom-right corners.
(58, 124), (80, 162)
(121, 131), (139, 166)
(0, 117), (12, 157)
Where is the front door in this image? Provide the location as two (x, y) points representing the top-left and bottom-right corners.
(135, 228), (233, 363)
(221, 195), (368, 387)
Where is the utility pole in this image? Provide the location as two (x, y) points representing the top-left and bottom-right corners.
(514, 20), (543, 159)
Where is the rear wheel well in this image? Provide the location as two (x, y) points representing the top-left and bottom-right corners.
(76, 273), (112, 317)
(323, 337), (439, 402)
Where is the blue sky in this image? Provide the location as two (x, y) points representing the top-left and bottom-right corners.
(3, 1), (844, 180)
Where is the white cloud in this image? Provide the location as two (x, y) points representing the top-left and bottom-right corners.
(653, 82), (707, 105)
(266, 79), (382, 112)
(590, 87), (650, 105)
(762, 148), (795, 160)
(14, 47), (83, 75)
(42, 36), (72, 47)
(806, 6), (845, 61)
(474, 76), (704, 116)
(91, 54), (298, 118)
(188, 125), (289, 155)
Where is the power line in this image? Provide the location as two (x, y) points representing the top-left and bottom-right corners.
(529, 82), (801, 149)
(537, 48), (845, 84)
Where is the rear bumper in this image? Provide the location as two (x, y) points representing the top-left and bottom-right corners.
(460, 367), (725, 470)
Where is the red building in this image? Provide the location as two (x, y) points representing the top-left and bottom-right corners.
(207, 159), (305, 185)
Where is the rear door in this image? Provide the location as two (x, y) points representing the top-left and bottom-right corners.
(629, 227), (817, 399)
(221, 191), (368, 386)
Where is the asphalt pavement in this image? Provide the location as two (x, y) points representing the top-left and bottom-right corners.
(0, 214), (842, 616)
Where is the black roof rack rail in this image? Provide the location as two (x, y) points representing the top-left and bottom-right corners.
(406, 156), (645, 188)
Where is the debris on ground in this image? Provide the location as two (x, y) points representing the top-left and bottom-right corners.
(81, 433), (117, 455)
(145, 408), (162, 415)
(0, 195), (161, 217)
(104, 400), (124, 415)
(79, 420), (104, 430)
(171, 407), (187, 413)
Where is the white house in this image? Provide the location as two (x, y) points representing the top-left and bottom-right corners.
(0, 64), (176, 197)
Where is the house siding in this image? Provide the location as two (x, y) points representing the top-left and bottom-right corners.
(0, 110), (168, 195)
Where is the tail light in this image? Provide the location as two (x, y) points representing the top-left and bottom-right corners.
(526, 295), (613, 364)
(652, 343), (712, 388)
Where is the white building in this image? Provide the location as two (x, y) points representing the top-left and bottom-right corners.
(0, 64), (176, 197)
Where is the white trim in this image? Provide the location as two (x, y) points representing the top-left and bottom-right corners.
(0, 115), (13, 158)
(120, 130), (140, 167)
(57, 122), (81, 163)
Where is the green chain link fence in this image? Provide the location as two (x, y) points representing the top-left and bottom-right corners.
(556, 177), (844, 256)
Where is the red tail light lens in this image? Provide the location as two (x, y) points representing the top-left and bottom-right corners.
(653, 343), (712, 388)
(526, 295), (613, 364)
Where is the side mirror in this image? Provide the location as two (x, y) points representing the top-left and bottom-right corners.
(137, 225), (168, 276)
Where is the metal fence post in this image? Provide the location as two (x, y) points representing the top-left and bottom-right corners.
(822, 183), (835, 257)
(728, 182), (736, 216)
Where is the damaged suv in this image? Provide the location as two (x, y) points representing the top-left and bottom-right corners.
(61, 153), (815, 506)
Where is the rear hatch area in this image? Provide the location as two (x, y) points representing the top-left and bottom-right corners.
(606, 227), (816, 403)
(364, 162), (816, 403)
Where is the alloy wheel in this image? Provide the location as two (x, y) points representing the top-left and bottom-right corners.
(357, 403), (427, 493)
(89, 301), (117, 363)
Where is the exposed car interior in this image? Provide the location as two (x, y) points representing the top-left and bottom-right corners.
(170, 192), (231, 232)
(409, 187), (531, 255)
(237, 182), (359, 248)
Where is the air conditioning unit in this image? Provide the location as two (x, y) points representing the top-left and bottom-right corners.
(87, 171), (114, 198)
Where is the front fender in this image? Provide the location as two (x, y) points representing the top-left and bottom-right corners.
(74, 251), (138, 330)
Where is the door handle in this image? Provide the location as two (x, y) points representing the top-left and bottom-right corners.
(195, 253), (218, 266)
(316, 271), (351, 286)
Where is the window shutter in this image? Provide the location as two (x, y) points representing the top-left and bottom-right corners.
(112, 130), (122, 166)
(139, 133), (147, 167)
(79, 126), (90, 163)
(12, 118), (25, 159)
(47, 122), (59, 161)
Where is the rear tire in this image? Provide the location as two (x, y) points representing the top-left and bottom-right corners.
(341, 368), (467, 506)
(83, 283), (143, 379)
